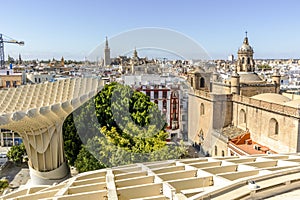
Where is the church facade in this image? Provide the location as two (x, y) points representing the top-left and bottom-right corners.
(188, 34), (300, 157)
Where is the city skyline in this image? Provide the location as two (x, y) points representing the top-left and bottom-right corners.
(1, 0), (300, 60)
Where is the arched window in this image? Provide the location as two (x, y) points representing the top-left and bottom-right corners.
(191, 77), (194, 87)
(269, 118), (279, 137)
(214, 145), (218, 156)
(247, 57), (250, 65)
(239, 109), (246, 125)
(222, 150), (225, 157)
(200, 77), (205, 88)
(200, 103), (205, 115)
(242, 57), (245, 64)
(172, 91), (178, 98)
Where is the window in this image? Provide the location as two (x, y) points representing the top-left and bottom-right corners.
(172, 112), (177, 120)
(200, 77), (205, 88)
(173, 100), (177, 109)
(239, 109), (246, 125)
(172, 92), (178, 98)
(269, 118), (279, 137)
(242, 57), (245, 64)
(6, 81), (10, 88)
(200, 103), (205, 115)
(214, 145), (218, 156)
(163, 100), (167, 110)
(191, 77), (194, 87)
(171, 133), (176, 139)
(13, 81), (17, 87)
(222, 150), (225, 157)
(247, 57), (250, 65)
(163, 91), (167, 98)
(154, 91), (158, 99)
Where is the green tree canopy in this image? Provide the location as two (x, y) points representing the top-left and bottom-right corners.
(83, 135), (186, 168)
(62, 114), (82, 166)
(63, 82), (187, 172)
(74, 146), (105, 173)
(0, 178), (9, 192)
(7, 143), (26, 164)
(95, 83), (167, 152)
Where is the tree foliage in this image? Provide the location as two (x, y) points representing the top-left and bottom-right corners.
(7, 143), (26, 164)
(85, 135), (186, 168)
(257, 64), (272, 69)
(74, 146), (105, 173)
(63, 82), (187, 173)
(62, 114), (82, 166)
(95, 83), (167, 153)
(0, 178), (9, 192)
(63, 95), (100, 166)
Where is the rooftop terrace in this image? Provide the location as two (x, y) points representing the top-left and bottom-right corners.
(3, 153), (300, 199)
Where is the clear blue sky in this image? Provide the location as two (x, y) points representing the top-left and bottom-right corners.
(1, 0), (300, 60)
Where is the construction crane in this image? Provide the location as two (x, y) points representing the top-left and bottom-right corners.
(0, 34), (24, 69)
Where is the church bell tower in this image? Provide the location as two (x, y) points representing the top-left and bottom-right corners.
(236, 32), (255, 72)
(104, 36), (111, 66)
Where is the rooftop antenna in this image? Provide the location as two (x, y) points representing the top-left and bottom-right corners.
(245, 31), (248, 37)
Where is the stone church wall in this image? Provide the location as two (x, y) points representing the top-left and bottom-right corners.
(233, 96), (300, 153)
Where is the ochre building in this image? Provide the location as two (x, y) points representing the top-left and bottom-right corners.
(188, 35), (300, 157)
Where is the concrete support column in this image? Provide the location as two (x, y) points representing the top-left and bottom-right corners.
(29, 161), (70, 185)
(0, 78), (102, 186)
(21, 121), (70, 185)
